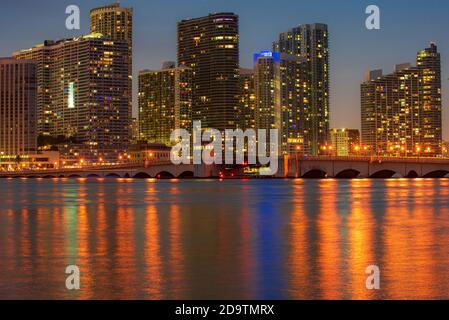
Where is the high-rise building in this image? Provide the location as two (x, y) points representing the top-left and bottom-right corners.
(14, 34), (131, 160)
(12, 41), (54, 136)
(90, 3), (133, 45)
(361, 65), (420, 156)
(130, 118), (139, 145)
(90, 3), (133, 138)
(178, 13), (239, 131)
(254, 52), (279, 135)
(361, 44), (442, 157)
(238, 68), (256, 131)
(417, 43), (442, 155)
(330, 129), (360, 157)
(0, 58), (37, 156)
(254, 51), (308, 155)
(274, 24), (330, 155)
(139, 63), (192, 146)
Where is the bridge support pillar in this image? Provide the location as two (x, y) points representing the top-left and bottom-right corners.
(194, 164), (220, 178)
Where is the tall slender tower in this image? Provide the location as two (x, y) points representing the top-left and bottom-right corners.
(254, 51), (308, 155)
(274, 23), (330, 156)
(238, 68), (256, 131)
(90, 3), (133, 143)
(0, 58), (37, 155)
(178, 13), (239, 131)
(417, 43), (442, 155)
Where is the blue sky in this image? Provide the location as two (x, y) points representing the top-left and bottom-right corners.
(1, 0), (448, 138)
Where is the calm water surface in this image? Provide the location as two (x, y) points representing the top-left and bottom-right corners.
(1, 178), (449, 300)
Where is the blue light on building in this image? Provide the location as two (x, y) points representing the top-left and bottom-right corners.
(253, 50), (281, 64)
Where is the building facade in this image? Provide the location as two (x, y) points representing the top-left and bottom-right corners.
(274, 23), (330, 156)
(361, 44), (442, 157)
(178, 13), (239, 131)
(0, 58), (37, 156)
(90, 3), (133, 147)
(238, 68), (256, 131)
(330, 129), (360, 157)
(139, 64), (192, 146)
(14, 34), (131, 160)
(417, 43), (442, 156)
(12, 42), (54, 136)
(254, 51), (308, 155)
(90, 3), (133, 46)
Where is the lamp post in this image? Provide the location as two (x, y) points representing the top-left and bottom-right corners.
(295, 146), (301, 177)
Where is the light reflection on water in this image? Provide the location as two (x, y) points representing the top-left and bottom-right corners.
(1, 178), (449, 300)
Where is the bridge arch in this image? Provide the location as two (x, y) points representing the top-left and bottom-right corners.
(68, 174), (82, 178)
(133, 172), (152, 179)
(302, 169), (327, 179)
(406, 170), (419, 178)
(156, 171), (175, 179)
(105, 173), (121, 178)
(86, 174), (101, 178)
(370, 170), (397, 179)
(423, 170), (449, 178)
(178, 171), (194, 179)
(335, 169), (360, 179)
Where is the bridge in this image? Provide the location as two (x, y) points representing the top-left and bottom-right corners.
(282, 156), (449, 178)
(0, 164), (212, 179)
(1, 157), (449, 179)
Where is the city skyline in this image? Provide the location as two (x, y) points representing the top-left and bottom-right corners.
(3, 1), (449, 305)
(1, 0), (448, 138)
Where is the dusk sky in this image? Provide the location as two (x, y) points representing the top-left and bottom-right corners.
(1, 0), (448, 138)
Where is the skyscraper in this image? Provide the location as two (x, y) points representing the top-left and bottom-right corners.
(254, 52), (280, 135)
(238, 68), (256, 131)
(361, 65), (421, 156)
(90, 3), (133, 140)
(12, 42), (54, 136)
(90, 3), (133, 45)
(178, 13), (239, 131)
(254, 51), (308, 154)
(274, 23), (330, 155)
(361, 44), (442, 157)
(0, 58), (37, 156)
(417, 43), (442, 155)
(14, 34), (131, 160)
(139, 63), (192, 146)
